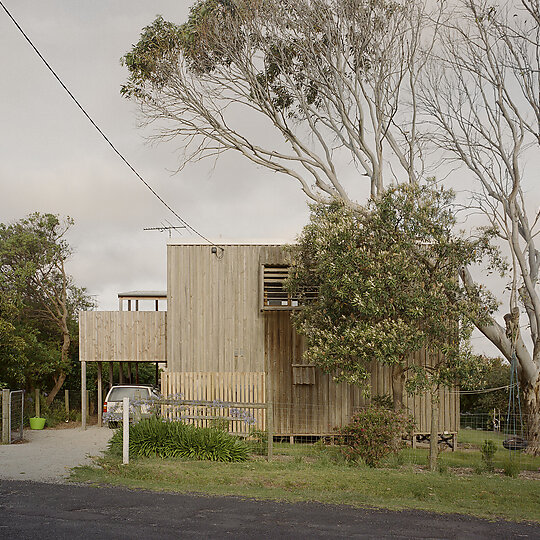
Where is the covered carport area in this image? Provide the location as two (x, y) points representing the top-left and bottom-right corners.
(79, 291), (167, 429)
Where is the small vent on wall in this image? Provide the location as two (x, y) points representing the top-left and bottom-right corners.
(292, 364), (315, 385)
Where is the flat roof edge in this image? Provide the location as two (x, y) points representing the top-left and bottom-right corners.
(167, 242), (290, 246)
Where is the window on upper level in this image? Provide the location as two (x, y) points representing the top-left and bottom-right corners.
(260, 265), (317, 310)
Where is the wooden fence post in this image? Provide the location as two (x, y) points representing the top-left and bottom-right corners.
(266, 402), (273, 461)
(2, 389), (9, 444)
(65, 389), (69, 419)
(97, 362), (103, 427)
(123, 397), (129, 465)
(81, 360), (87, 431)
(35, 388), (40, 418)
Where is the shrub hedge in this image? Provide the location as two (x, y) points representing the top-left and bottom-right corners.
(109, 417), (249, 462)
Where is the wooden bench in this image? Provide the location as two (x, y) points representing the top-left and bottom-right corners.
(411, 432), (457, 451)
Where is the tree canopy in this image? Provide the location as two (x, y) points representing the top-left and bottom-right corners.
(122, 0), (430, 200)
(287, 184), (496, 404)
(0, 213), (93, 401)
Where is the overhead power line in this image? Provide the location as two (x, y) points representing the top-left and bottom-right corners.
(456, 384), (514, 395)
(0, 0), (218, 247)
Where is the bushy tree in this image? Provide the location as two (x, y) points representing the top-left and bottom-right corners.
(461, 356), (517, 415)
(0, 296), (26, 388)
(0, 213), (93, 402)
(287, 183), (497, 468)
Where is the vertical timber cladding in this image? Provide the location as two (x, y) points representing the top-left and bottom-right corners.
(166, 243), (459, 435)
(167, 244), (277, 373)
(370, 351), (460, 433)
(79, 311), (167, 362)
(265, 312), (367, 436)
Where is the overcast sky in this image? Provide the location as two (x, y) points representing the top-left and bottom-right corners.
(0, 1), (310, 306)
(0, 1), (531, 357)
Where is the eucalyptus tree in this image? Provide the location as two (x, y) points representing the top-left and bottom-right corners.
(121, 0), (437, 201)
(419, 0), (540, 453)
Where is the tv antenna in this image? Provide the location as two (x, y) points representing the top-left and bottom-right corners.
(144, 221), (187, 238)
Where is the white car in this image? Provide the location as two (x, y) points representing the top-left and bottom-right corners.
(103, 385), (160, 428)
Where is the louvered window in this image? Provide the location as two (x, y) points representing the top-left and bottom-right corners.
(261, 265), (317, 310)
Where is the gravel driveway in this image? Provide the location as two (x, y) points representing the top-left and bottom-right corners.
(0, 426), (112, 483)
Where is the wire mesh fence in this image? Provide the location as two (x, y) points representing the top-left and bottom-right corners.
(23, 389), (94, 428)
(9, 390), (24, 443)
(1, 389), (24, 444)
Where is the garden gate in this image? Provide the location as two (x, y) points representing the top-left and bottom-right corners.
(1, 389), (24, 444)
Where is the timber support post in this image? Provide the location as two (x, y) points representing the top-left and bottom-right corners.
(123, 397), (129, 465)
(97, 362), (103, 427)
(81, 361), (87, 430)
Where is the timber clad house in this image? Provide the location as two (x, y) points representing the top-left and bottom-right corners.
(80, 243), (459, 445)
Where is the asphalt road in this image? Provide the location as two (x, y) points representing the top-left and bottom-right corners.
(0, 480), (539, 539)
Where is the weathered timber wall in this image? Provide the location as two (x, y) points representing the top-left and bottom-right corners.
(265, 311), (367, 435)
(167, 244), (286, 373)
(165, 244), (459, 436)
(79, 311), (167, 362)
(266, 312), (458, 435)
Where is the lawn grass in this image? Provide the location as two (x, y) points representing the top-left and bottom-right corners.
(458, 428), (507, 446)
(71, 440), (540, 523)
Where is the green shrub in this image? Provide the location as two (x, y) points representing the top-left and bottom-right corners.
(37, 401), (77, 427)
(336, 406), (415, 467)
(480, 439), (497, 472)
(108, 417), (249, 462)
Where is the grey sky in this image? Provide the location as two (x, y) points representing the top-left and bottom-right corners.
(1, 1), (533, 358)
(0, 1), (309, 310)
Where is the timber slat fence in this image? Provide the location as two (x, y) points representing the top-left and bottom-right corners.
(162, 372), (267, 433)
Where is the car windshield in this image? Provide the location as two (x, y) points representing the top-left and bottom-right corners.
(107, 387), (149, 402)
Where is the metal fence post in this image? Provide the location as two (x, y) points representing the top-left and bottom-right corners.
(2, 389), (9, 444)
(123, 397), (129, 465)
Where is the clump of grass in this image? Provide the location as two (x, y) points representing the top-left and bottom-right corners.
(247, 428), (268, 456)
(108, 417), (249, 462)
(437, 461), (449, 475)
(503, 459), (521, 478)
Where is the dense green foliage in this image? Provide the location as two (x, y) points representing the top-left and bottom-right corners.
(287, 184), (497, 397)
(336, 406), (415, 467)
(461, 356), (515, 414)
(121, 0), (394, 105)
(109, 417), (249, 462)
(0, 213), (93, 398)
